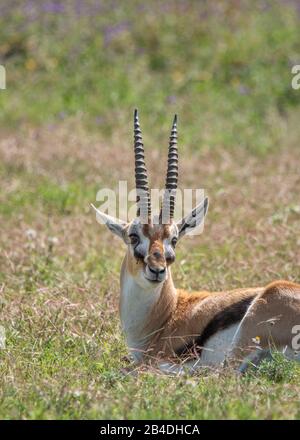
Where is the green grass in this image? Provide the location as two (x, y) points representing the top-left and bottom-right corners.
(0, 0), (300, 420)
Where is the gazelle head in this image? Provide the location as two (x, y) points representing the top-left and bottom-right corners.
(92, 110), (208, 288)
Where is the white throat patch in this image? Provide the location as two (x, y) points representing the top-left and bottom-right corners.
(120, 273), (162, 361)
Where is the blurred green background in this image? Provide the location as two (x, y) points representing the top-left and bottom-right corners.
(1, 0), (300, 153)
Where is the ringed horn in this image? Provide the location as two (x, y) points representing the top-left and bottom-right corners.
(133, 109), (151, 221)
(160, 114), (178, 223)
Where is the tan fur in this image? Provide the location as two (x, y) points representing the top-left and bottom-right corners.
(126, 251), (144, 278)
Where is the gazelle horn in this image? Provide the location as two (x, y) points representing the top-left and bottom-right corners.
(160, 114), (178, 222)
(134, 109), (151, 220)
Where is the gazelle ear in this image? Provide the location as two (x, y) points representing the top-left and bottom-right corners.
(91, 204), (128, 241)
(176, 197), (209, 240)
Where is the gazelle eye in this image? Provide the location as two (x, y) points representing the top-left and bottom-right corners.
(171, 237), (177, 248)
(129, 234), (140, 245)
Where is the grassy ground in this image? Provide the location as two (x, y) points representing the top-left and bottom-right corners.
(0, 0), (300, 419)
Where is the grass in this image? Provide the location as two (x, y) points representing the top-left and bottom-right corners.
(0, 0), (300, 420)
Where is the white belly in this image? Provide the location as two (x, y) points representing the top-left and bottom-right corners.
(200, 324), (239, 366)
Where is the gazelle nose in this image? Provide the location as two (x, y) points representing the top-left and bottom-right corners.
(148, 265), (166, 275)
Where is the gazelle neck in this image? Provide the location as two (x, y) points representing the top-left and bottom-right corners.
(119, 253), (177, 361)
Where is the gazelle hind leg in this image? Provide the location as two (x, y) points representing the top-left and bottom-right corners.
(231, 282), (300, 358)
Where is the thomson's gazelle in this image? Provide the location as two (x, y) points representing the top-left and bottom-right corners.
(92, 110), (300, 374)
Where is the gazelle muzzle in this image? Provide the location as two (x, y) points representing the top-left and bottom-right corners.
(145, 247), (167, 283)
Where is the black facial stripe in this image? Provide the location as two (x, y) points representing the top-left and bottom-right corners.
(175, 294), (257, 358)
(165, 249), (175, 263)
(133, 245), (146, 260)
(134, 250), (145, 260)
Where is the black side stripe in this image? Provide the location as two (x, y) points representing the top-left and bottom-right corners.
(175, 295), (257, 357)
